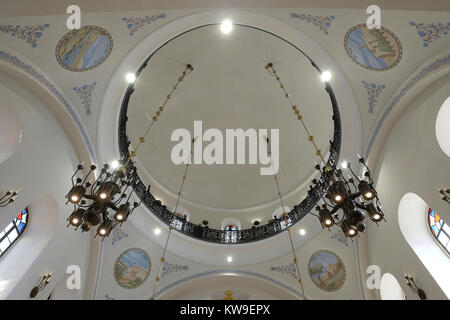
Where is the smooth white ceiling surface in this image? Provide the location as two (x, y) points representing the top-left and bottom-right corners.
(126, 24), (334, 228)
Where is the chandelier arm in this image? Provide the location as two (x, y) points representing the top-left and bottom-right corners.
(333, 211), (346, 225)
(70, 165), (83, 186)
(330, 206), (340, 215)
(354, 202), (367, 211)
(350, 192), (362, 201)
(81, 166), (95, 185)
(348, 165), (361, 182)
(321, 195), (334, 208)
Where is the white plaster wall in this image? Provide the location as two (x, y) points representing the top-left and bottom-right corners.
(0, 73), (91, 299)
(367, 74), (450, 300)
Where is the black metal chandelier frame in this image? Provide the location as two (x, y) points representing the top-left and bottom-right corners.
(117, 24), (342, 244)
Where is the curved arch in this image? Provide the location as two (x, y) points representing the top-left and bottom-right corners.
(398, 193), (450, 298)
(0, 102), (20, 165)
(0, 48), (95, 166)
(0, 194), (59, 299)
(365, 53), (450, 166)
(380, 273), (406, 300)
(154, 269), (304, 300)
(436, 96), (450, 157)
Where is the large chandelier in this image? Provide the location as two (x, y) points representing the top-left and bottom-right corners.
(65, 64), (193, 238)
(65, 162), (142, 237)
(265, 63), (385, 239)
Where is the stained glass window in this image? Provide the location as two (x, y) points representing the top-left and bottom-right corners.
(0, 207), (29, 257)
(428, 208), (450, 254)
(280, 216), (292, 231)
(224, 224), (238, 243)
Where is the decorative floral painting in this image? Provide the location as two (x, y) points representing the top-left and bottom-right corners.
(308, 250), (346, 292)
(55, 25), (113, 72)
(344, 24), (402, 71)
(114, 248), (151, 289)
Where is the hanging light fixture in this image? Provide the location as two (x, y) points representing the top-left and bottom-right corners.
(438, 187), (450, 205)
(65, 64), (194, 238)
(66, 162), (143, 238)
(265, 62), (385, 239)
(0, 188), (20, 207)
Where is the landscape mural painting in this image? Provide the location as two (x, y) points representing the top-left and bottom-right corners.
(344, 24), (402, 71)
(114, 248), (151, 289)
(308, 250), (346, 292)
(56, 25), (113, 71)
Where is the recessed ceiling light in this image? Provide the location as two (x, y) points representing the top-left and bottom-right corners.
(220, 20), (233, 34)
(111, 160), (120, 169)
(321, 71), (332, 82)
(154, 228), (161, 235)
(299, 228), (306, 236)
(126, 73), (136, 83)
(227, 256), (233, 263)
(341, 161), (348, 169)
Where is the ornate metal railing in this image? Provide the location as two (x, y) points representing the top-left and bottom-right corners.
(118, 47), (342, 244)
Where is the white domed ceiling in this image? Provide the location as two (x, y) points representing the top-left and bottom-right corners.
(123, 24), (336, 229)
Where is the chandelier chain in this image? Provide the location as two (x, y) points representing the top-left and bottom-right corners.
(265, 63), (329, 169)
(124, 65), (193, 168)
(150, 137), (196, 300)
(264, 136), (306, 300)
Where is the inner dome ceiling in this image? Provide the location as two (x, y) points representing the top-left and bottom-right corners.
(124, 24), (334, 229)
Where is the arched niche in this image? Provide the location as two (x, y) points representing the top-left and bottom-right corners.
(398, 193), (450, 298)
(380, 273), (406, 300)
(156, 273), (300, 300)
(436, 96), (450, 157)
(221, 217), (241, 230)
(0, 103), (20, 165)
(0, 194), (59, 299)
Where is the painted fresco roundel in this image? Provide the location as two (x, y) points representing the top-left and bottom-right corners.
(55, 25), (113, 72)
(114, 248), (151, 289)
(308, 250), (346, 292)
(344, 24), (402, 71)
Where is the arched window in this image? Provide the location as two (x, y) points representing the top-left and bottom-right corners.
(272, 206), (292, 231)
(225, 225), (237, 231)
(224, 224), (238, 243)
(0, 207), (29, 257)
(428, 208), (450, 254)
(170, 207), (189, 231)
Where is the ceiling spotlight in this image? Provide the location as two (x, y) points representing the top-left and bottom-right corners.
(299, 229), (306, 236)
(321, 70), (332, 82)
(341, 161), (348, 169)
(227, 256), (233, 263)
(111, 160), (120, 169)
(154, 228), (161, 235)
(220, 20), (233, 34)
(126, 73), (136, 83)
